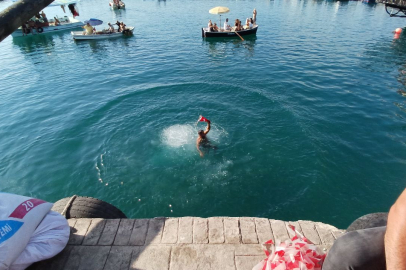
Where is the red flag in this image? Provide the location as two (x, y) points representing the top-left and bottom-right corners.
(198, 115), (210, 122)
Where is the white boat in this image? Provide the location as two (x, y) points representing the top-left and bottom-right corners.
(109, 1), (125, 9)
(12, 17), (83, 38)
(71, 27), (134, 40)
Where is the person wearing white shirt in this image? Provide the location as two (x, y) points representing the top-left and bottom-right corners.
(224, 18), (230, 31)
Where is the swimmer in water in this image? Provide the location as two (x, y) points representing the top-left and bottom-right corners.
(196, 118), (211, 157)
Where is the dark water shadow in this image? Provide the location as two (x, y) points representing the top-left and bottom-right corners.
(11, 33), (60, 54)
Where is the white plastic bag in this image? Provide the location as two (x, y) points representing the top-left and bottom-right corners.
(0, 193), (53, 270)
(10, 211), (70, 270)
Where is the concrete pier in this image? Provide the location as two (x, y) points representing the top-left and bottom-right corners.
(29, 217), (345, 270)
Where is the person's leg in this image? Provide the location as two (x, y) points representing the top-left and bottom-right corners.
(322, 226), (386, 270)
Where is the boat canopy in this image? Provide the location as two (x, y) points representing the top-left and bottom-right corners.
(12, 0), (79, 5)
(49, 0), (80, 7)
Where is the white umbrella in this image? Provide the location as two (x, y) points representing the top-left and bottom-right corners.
(209, 6), (230, 31)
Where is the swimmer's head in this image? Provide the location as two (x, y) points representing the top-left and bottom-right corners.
(198, 130), (205, 137)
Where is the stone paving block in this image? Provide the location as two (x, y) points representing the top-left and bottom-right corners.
(255, 218), (273, 244)
(98, 219), (120, 246)
(67, 219), (77, 245)
(130, 246), (171, 270)
(104, 246), (134, 270)
(234, 244), (264, 256)
(83, 219), (106, 246)
(332, 230), (346, 239)
(235, 256), (265, 270)
(178, 217), (193, 244)
(298, 221), (321, 245)
(170, 245), (235, 270)
(162, 218), (179, 244)
(29, 245), (73, 270)
(145, 218), (165, 244)
(270, 220), (289, 242)
(240, 217), (258, 244)
(315, 222), (336, 246)
(114, 219), (135, 246)
(63, 246), (111, 270)
(285, 221), (303, 238)
(209, 217), (224, 244)
(193, 217), (208, 243)
(129, 219), (149, 246)
(224, 217), (240, 244)
(69, 219), (91, 245)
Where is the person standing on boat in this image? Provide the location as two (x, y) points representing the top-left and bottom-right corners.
(253, 9), (257, 25)
(196, 116), (211, 157)
(41, 11), (48, 24)
(83, 22), (93, 35)
(224, 18), (230, 31)
(208, 20), (213, 32)
(108, 23), (115, 33)
(116, 21), (121, 32)
(54, 17), (61, 26)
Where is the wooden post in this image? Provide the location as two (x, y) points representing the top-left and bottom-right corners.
(0, 0), (55, 42)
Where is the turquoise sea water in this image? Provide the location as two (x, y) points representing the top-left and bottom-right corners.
(1, 0), (406, 228)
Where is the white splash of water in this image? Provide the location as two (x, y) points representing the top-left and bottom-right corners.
(161, 123), (229, 148)
(161, 124), (196, 147)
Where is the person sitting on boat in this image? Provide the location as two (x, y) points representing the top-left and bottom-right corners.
(116, 21), (122, 32)
(119, 22), (126, 32)
(54, 17), (61, 26)
(21, 23), (27, 36)
(28, 20), (37, 34)
(108, 23), (115, 33)
(235, 19), (242, 31)
(245, 19), (250, 29)
(208, 20), (213, 32)
(250, 18), (254, 28)
(244, 18), (253, 29)
(25, 21), (33, 34)
(41, 11), (48, 24)
(83, 22), (93, 35)
(224, 18), (231, 31)
(212, 23), (219, 32)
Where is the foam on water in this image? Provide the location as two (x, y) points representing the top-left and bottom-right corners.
(161, 124), (196, 148)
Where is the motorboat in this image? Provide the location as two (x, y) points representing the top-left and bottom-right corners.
(11, 0), (82, 38)
(12, 17), (83, 37)
(202, 25), (258, 38)
(109, 1), (125, 9)
(71, 27), (134, 40)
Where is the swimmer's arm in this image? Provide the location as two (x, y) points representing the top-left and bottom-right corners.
(385, 188), (406, 270)
(204, 120), (211, 135)
(196, 138), (204, 157)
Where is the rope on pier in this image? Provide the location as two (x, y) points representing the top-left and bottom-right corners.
(61, 195), (77, 218)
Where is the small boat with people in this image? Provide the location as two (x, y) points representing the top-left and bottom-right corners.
(109, 0), (125, 10)
(202, 25), (258, 38)
(71, 19), (133, 40)
(11, 0), (82, 38)
(202, 6), (258, 39)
